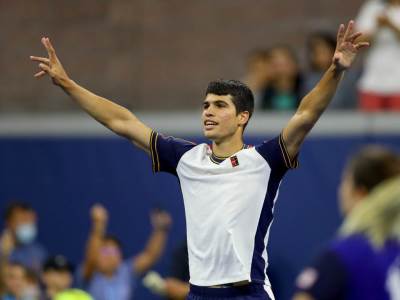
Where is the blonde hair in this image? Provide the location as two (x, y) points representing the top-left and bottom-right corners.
(340, 176), (400, 248)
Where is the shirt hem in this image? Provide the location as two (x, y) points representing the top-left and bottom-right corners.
(189, 274), (251, 286)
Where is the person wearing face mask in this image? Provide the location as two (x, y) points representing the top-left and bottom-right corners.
(0, 202), (47, 277)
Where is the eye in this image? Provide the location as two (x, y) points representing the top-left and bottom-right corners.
(203, 103), (209, 109)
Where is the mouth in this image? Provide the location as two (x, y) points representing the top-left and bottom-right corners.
(204, 120), (218, 130)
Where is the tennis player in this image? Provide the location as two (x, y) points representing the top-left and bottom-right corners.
(30, 21), (368, 300)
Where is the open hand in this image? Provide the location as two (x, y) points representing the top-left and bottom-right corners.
(30, 37), (70, 87)
(332, 20), (369, 71)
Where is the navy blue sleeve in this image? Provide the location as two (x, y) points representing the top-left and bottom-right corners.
(150, 131), (196, 175)
(295, 251), (347, 300)
(255, 134), (299, 174)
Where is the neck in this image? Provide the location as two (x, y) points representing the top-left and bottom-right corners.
(212, 134), (244, 158)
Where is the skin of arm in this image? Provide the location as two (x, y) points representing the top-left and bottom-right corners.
(0, 230), (14, 293)
(282, 21), (369, 159)
(133, 211), (172, 275)
(164, 278), (190, 300)
(377, 14), (400, 41)
(82, 204), (108, 281)
(292, 292), (315, 300)
(30, 38), (152, 152)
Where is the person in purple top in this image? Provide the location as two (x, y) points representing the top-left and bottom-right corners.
(76, 204), (171, 300)
(294, 146), (400, 300)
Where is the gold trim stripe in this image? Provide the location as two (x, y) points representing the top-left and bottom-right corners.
(150, 131), (156, 172)
(279, 134), (299, 169)
(154, 133), (160, 172)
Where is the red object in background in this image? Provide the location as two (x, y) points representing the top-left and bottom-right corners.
(359, 92), (400, 111)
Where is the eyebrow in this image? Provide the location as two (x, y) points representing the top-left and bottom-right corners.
(203, 99), (228, 105)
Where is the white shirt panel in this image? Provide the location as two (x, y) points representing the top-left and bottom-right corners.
(177, 145), (271, 286)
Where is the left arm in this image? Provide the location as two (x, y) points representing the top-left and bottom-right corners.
(377, 14), (400, 41)
(133, 211), (172, 275)
(282, 21), (369, 158)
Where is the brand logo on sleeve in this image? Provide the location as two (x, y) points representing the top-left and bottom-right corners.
(230, 156), (239, 167)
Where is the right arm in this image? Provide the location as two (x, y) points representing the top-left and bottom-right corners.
(82, 204), (108, 281)
(30, 37), (152, 152)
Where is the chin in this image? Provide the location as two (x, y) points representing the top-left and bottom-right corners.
(203, 130), (218, 141)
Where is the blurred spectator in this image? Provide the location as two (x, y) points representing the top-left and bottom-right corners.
(356, 0), (400, 111)
(1, 262), (38, 300)
(143, 239), (189, 300)
(76, 204), (171, 300)
(41, 255), (92, 300)
(303, 32), (361, 109)
(243, 49), (273, 109)
(293, 146), (400, 300)
(0, 203), (47, 275)
(260, 45), (304, 111)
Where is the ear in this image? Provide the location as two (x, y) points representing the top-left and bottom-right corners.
(238, 111), (250, 127)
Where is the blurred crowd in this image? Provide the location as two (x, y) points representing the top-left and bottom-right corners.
(0, 203), (190, 300)
(243, 0), (400, 112)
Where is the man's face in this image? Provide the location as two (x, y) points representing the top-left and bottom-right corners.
(42, 270), (72, 292)
(96, 240), (122, 275)
(4, 264), (27, 297)
(202, 94), (246, 142)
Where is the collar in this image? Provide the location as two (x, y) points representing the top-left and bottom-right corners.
(210, 144), (249, 164)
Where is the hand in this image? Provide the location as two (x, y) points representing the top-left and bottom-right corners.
(90, 204), (108, 224)
(332, 20), (369, 71)
(0, 230), (15, 256)
(150, 210), (172, 231)
(30, 37), (70, 87)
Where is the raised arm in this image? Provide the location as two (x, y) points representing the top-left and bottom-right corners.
(30, 38), (152, 152)
(82, 204), (108, 281)
(133, 210), (171, 275)
(282, 21), (369, 159)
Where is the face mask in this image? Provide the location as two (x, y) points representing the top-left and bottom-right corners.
(15, 223), (37, 245)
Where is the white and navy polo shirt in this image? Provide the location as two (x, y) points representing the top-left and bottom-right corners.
(150, 131), (298, 287)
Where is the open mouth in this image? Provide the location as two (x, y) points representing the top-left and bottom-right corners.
(204, 120), (218, 130)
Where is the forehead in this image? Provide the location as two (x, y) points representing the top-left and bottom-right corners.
(204, 93), (234, 104)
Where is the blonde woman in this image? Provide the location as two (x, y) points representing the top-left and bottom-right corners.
(294, 146), (400, 300)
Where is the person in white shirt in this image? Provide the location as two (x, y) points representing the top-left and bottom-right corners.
(30, 20), (368, 299)
(356, 0), (400, 111)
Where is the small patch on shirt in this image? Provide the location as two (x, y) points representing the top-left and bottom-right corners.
(230, 155), (239, 167)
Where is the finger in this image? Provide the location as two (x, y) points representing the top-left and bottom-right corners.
(337, 23), (345, 44)
(355, 42), (370, 50)
(45, 38), (56, 54)
(344, 20), (354, 41)
(30, 56), (50, 64)
(41, 37), (56, 61)
(34, 71), (46, 78)
(39, 63), (51, 73)
(348, 31), (363, 43)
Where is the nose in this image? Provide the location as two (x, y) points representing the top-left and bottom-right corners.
(203, 105), (215, 117)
